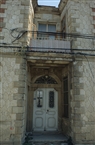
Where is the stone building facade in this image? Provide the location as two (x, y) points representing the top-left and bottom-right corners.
(0, 0), (95, 145)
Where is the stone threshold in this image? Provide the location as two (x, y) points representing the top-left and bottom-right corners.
(23, 132), (71, 145)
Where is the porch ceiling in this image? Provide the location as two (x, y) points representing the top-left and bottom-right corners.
(26, 52), (73, 66)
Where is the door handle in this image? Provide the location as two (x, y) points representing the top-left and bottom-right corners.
(46, 110), (49, 113)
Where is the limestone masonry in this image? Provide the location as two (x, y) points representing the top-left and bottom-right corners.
(0, 0), (95, 145)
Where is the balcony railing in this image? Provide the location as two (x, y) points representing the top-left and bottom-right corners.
(29, 31), (71, 53)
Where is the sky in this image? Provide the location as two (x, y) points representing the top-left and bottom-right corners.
(38, 0), (60, 7)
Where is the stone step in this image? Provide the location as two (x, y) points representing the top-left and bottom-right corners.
(23, 142), (68, 145)
(23, 132), (73, 145)
(32, 143), (68, 145)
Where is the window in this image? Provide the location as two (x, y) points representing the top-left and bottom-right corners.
(38, 24), (56, 39)
(38, 24), (46, 32)
(63, 76), (69, 118)
(36, 90), (43, 108)
(49, 91), (54, 108)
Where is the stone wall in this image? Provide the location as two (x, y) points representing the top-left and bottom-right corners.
(34, 6), (61, 33)
(60, 0), (95, 48)
(0, 54), (27, 145)
(0, 0), (34, 45)
(71, 58), (95, 144)
(0, 0), (95, 144)
(60, 0), (95, 144)
(0, 0), (34, 144)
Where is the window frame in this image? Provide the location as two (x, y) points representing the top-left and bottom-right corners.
(38, 23), (56, 40)
(38, 23), (56, 32)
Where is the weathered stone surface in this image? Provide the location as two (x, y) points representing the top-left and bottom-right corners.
(18, 88), (25, 93)
(0, 55), (27, 144)
(0, 0), (95, 145)
(17, 100), (25, 107)
(16, 113), (24, 120)
(74, 95), (85, 101)
(15, 127), (23, 134)
(13, 94), (25, 100)
(12, 107), (24, 113)
(18, 75), (26, 81)
(15, 120), (24, 127)
(14, 81), (25, 87)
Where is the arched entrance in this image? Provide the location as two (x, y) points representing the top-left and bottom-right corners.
(33, 75), (58, 131)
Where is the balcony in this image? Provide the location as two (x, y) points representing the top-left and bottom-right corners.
(29, 31), (71, 53)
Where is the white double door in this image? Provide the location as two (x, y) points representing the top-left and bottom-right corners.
(33, 88), (58, 131)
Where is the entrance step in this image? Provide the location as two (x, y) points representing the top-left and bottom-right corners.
(30, 143), (68, 145)
(30, 132), (67, 142)
(23, 132), (73, 145)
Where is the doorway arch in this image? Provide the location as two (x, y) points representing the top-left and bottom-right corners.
(31, 74), (61, 85)
(32, 75), (61, 131)
(27, 73), (62, 132)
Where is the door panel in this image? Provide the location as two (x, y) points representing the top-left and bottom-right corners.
(46, 88), (58, 131)
(33, 89), (45, 131)
(33, 88), (58, 131)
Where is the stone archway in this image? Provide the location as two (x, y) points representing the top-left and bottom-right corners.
(31, 73), (61, 85)
(34, 75), (58, 84)
(31, 75), (60, 131)
(26, 67), (63, 132)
